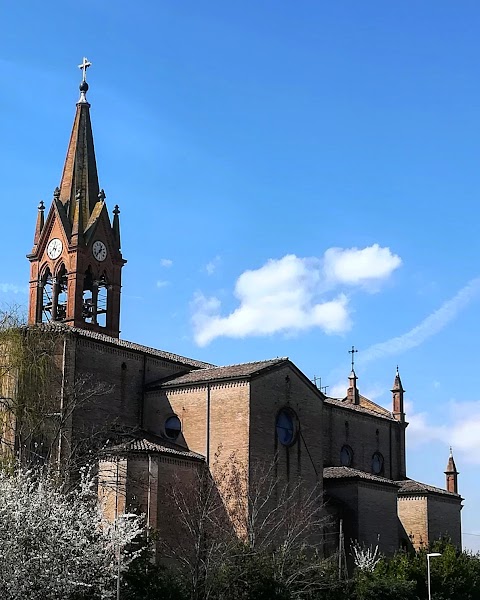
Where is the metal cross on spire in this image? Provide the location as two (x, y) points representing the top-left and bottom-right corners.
(78, 57), (92, 82)
(348, 345), (358, 371)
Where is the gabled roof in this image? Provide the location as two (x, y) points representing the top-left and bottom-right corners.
(324, 466), (399, 487)
(324, 396), (396, 421)
(101, 432), (205, 461)
(148, 358), (289, 389)
(396, 478), (462, 499)
(21, 323), (212, 369)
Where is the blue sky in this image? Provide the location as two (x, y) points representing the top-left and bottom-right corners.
(1, 2), (479, 550)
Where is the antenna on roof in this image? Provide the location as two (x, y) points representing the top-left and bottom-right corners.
(312, 376), (329, 395)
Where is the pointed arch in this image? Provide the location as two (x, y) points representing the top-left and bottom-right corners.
(82, 266), (95, 323)
(96, 271), (109, 327)
(39, 266), (53, 323)
(55, 263), (68, 321)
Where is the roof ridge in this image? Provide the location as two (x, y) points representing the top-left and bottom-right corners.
(359, 395), (393, 416)
(198, 357), (288, 371)
(396, 477), (462, 498)
(324, 466), (398, 485)
(323, 396), (396, 421)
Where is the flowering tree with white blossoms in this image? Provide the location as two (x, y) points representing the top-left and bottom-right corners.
(0, 467), (144, 600)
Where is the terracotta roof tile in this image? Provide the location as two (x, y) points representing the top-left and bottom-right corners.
(324, 396), (396, 421)
(152, 358), (288, 388)
(323, 466), (399, 486)
(23, 323), (212, 369)
(396, 478), (462, 498)
(101, 433), (205, 461)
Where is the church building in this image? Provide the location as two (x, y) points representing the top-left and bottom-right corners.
(3, 61), (463, 556)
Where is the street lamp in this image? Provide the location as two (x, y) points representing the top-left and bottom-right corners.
(427, 552), (442, 600)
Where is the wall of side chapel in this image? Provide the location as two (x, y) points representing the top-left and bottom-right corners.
(98, 454), (204, 546)
(146, 381), (251, 475)
(427, 496), (462, 548)
(357, 484), (399, 554)
(249, 366), (323, 491)
(144, 382), (251, 538)
(98, 457), (128, 521)
(323, 404), (401, 479)
(68, 336), (194, 441)
(397, 496), (429, 549)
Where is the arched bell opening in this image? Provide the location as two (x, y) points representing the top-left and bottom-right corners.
(82, 266), (95, 324)
(55, 264), (68, 321)
(82, 267), (108, 327)
(96, 272), (108, 328)
(40, 267), (53, 323)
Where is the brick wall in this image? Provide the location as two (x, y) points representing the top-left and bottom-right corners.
(325, 480), (399, 555)
(323, 403), (404, 479)
(67, 335), (195, 448)
(427, 496), (462, 547)
(357, 484), (399, 554)
(250, 365), (323, 489)
(397, 495), (428, 549)
(146, 380), (251, 472)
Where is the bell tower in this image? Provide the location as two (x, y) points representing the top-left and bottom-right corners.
(27, 59), (126, 338)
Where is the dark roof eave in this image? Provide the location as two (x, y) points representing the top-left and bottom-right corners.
(150, 357), (292, 390)
(101, 448), (205, 462)
(324, 397), (396, 422)
(21, 323), (212, 369)
(324, 476), (399, 489)
(324, 466), (399, 487)
(151, 373), (252, 390)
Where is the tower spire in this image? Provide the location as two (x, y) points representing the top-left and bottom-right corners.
(33, 200), (45, 246)
(58, 58), (99, 226)
(445, 447), (459, 494)
(391, 365), (405, 422)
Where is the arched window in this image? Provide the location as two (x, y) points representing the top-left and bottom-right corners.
(371, 452), (384, 475)
(82, 267), (108, 327)
(165, 415), (182, 440)
(340, 444), (353, 467)
(55, 264), (68, 321)
(82, 266), (95, 323)
(276, 408), (297, 446)
(40, 267), (53, 323)
(96, 272), (108, 327)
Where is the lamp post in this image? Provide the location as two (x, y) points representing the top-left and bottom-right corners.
(427, 552), (441, 600)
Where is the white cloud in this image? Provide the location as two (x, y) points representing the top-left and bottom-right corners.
(205, 255), (221, 275)
(160, 258), (173, 268)
(329, 381), (348, 398)
(192, 245), (400, 346)
(156, 280), (170, 289)
(405, 398), (480, 465)
(324, 244), (401, 287)
(0, 283), (27, 294)
(359, 277), (480, 365)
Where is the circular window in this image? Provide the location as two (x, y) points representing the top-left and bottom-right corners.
(371, 452), (384, 475)
(276, 409), (296, 446)
(165, 415), (181, 440)
(340, 445), (353, 467)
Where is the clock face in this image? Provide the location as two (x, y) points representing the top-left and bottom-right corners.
(92, 240), (107, 262)
(46, 238), (63, 260)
